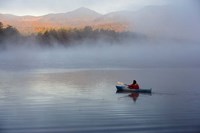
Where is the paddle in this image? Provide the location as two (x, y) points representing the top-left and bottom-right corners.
(117, 81), (128, 86)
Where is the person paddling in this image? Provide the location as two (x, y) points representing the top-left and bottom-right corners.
(128, 80), (140, 89)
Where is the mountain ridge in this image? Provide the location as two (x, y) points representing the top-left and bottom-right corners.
(0, 7), (131, 34)
(1, 6), (199, 43)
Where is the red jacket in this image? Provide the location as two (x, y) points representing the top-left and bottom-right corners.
(128, 84), (139, 89)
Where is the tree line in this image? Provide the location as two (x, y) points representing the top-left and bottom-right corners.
(36, 26), (142, 46)
(0, 22), (21, 48)
(0, 22), (146, 48)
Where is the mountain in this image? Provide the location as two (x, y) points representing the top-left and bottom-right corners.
(0, 7), (129, 34)
(40, 7), (102, 25)
(1, 6), (199, 42)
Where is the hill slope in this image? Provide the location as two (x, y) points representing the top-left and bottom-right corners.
(0, 7), (129, 34)
(1, 6), (199, 42)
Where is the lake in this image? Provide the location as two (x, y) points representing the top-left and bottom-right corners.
(0, 42), (200, 133)
(0, 68), (200, 133)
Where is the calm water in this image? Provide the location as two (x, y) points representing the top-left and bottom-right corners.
(0, 68), (200, 133)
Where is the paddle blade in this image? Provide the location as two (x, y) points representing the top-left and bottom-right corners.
(117, 82), (124, 85)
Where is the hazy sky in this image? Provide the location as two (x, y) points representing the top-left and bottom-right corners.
(0, 0), (168, 16)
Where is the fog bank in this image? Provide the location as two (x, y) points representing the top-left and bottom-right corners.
(131, 0), (200, 43)
(0, 41), (199, 71)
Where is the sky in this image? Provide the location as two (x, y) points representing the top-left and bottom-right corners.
(0, 0), (168, 16)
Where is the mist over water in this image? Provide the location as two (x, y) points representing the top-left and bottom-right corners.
(0, 40), (199, 72)
(0, 1), (200, 71)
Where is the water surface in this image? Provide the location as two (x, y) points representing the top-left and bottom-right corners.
(0, 68), (200, 133)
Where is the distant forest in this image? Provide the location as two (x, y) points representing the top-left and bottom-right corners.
(0, 22), (20, 48)
(0, 22), (146, 48)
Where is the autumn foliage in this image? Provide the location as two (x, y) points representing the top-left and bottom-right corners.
(0, 22), (145, 48)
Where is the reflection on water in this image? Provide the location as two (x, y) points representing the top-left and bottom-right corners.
(129, 93), (140, 102)
(116, 92), (152, 103)
(117, 93), (140, 102)
(0, 68), (200, 133)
